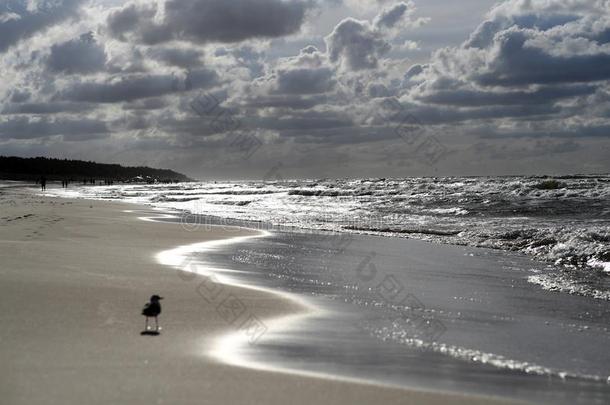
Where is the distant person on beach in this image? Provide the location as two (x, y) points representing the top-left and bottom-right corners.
(40, 176), (46, 191)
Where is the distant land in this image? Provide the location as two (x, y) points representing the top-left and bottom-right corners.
(0, 156), (193, 183)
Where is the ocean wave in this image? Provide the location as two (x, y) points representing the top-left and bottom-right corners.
(426, 207), (469, 216)
(366, 322), (607, 382)
(463, 227), (610, 271)
(208, 200), (253, 206)
(150, 195), (203, 203)
(190, 190), (279, 196)
(345, 225), (462, 236)
(288, 189), (363, 197)
(527, 274), (610, 301)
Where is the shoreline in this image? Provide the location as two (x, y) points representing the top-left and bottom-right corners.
(137, 200), (530, 404)
(158, 202), (610, 404)
(0, 187), (527, 404)
(40, 181), (610, 303)
(139, 205), (537, 405)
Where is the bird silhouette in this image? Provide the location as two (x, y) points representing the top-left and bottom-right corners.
(142, 295), (163, 333)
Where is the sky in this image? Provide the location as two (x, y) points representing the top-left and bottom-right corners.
(0, 0), (609, 179)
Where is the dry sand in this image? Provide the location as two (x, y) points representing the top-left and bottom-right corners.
(0, 187), (525, 404)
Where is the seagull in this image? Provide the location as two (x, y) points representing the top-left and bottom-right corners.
(142, 295), (163, 332)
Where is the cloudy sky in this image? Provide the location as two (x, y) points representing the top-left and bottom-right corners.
(1, 0), (609, 179)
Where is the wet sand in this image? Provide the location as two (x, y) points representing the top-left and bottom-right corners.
(0, 186), (522, 404)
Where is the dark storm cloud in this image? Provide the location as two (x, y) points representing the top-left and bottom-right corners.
(367, 83), (392, 98)
(403, 64), (423, 81)
(61, 75), (177, 103)
(147, 47), (204, 68)
(275, 67), (335, 94)
(8, 89), (30, 103)
(46, 32), (107, 74)
(373, 2), (410, 29)
(251, 45), (337, 97)
(2, 102), (93, 114)
(326, 18), (390, 70)
(0, 117), (108, 140)
(105, 2), (166, 43)
(186, 68), (220, 90)
(474, 29), (610, 86)
(592, 27), (610, 44)
(60, 70), (217, 103)
(0, 0), (85, 52)
(107, 0), (312, 44)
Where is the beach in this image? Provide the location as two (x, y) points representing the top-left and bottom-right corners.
(1, 0), (608, 401)
(0, 187), (524, 405)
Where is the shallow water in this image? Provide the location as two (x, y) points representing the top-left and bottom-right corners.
(170, 218), (610, 404)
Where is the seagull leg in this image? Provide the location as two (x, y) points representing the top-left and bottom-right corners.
(145, 317), (149, 330)
(155, 316), (159, 331)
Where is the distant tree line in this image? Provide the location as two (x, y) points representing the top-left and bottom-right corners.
(0, 156), (193, 183)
